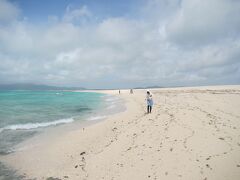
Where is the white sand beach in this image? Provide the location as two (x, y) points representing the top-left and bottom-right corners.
(1, 85), (240, 180)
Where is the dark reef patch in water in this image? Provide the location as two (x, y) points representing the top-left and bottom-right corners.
(75, 107), (91, 112)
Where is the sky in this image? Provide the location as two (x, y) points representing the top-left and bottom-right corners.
(0, 0), (240, 89)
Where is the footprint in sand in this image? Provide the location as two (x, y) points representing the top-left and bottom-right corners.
(80, 152), (86, 156)
(46, 177), (62, 180)
(126, 147), (132, 151)
(206, 164), (212, 170)
(206, 156), (211, 160)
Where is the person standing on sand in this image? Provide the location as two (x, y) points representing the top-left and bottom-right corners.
(146, 90), (153, 113)
(119, 90), (121, 94)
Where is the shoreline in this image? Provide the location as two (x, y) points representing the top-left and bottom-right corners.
(0, 90), (129, 177)
(0, 91), (126, 179)
(1, 86), (240, 180)
(0, 91), (124, 154)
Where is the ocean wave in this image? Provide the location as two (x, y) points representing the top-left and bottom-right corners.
(0, 118), (74, 133)
(88, 115), (106, 121)
(104, 96), (119, 102)
(107, 104), (116, 109)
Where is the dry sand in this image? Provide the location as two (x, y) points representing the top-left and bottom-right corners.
(1, 85), (240, 180)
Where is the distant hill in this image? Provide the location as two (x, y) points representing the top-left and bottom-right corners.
(134, 85), (164, 89)
(0, 84), (86, 91)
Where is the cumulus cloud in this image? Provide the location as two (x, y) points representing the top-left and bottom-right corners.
(0, 0), (239, 88)
(0, 0), (20, 23)
(63, 5), (92, 24)
(165, 0), (240, 46)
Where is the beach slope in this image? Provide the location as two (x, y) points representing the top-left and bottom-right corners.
(1, 86), (240, 180)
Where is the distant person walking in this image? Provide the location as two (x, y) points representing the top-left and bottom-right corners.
(146, 90), (153, 113)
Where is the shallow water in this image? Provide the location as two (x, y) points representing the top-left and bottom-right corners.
(0, 90), (125, 179)
(0, 91), (104, 130)
(0, 90), (106, 154)
(0, 162), (23, 180)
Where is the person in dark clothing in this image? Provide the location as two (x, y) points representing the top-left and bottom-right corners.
(146, 90), (153, 113)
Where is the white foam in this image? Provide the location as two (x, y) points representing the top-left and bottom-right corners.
(107, 104), (116, 109)
(105, 96), (119, 102)
(88, 115), (106, 121)
(0, 128), (4, 133)
(0, 118), (74, 132)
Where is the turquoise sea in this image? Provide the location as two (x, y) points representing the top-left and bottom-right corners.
(0, 90), (123, 156)
(0, 90), (125, 179)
